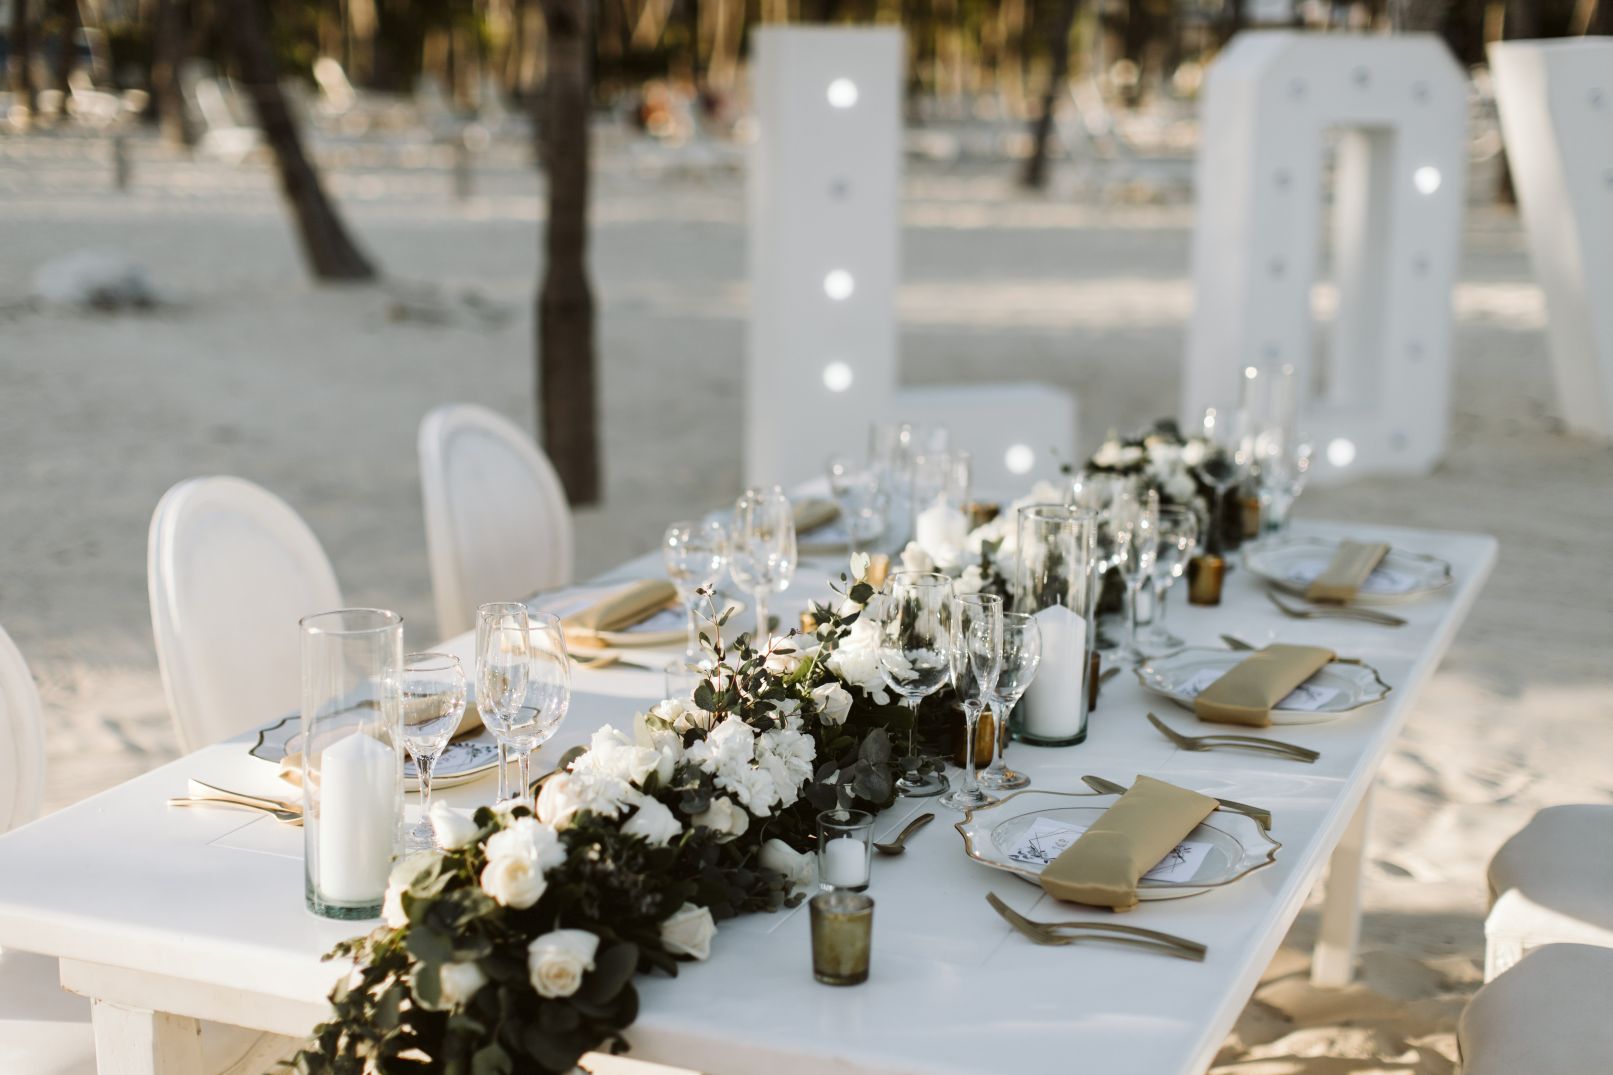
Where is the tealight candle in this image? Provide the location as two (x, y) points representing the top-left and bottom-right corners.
(315, 730), (397, 906)
(1017, 604), (1090, 742)
(913, 503), (970, 569)
(817, 808), (874, 893)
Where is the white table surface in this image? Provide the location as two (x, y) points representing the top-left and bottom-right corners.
(0, 520), (1496, 1075)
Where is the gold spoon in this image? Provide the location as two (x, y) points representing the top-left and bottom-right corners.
(873, 812), (935, 856)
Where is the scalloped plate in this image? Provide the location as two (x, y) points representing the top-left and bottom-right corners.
(1136, 647), (1391, 726)
(1244, 538), (1452, 605)
(956, 788), (1280, 900)
(249, 712), (501, 790)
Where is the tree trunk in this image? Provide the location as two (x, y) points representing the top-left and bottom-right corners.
(8, 0), (36, 116)
(1020, 0), (1079, 189)
(218, 0), (377, 281)
(536, 0), (600, 505)
(1591, 0), (1613, 34)
(50, 0), (76, 95)
(151, 0), (194, 146)
(1391, 0), (1452, 30)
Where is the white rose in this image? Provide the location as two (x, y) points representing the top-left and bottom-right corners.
(825, 617), (899, 705)
(811, 681), (853, 726)
(691, 795), (749, 842)
(717, 764), (779, 817)
(381, 851), (436, 928)
(659, 902), (716, 961)
(954, 564), (986, 596)
(480, 851), (548, 910)
(621, 794), (683, 846)
(763, 648), (803, 677)
(1182, 439), (1209, 466)
(536, 770), (631, 827)
(633, 712), (682, 784)
(849, 551), (871, 580)
(899, 541), (935, 573)
(759, 838), (817, 890)
(527, 929), (599, 999)
(653, 696), (715, 734)
(412, 959), (487, 1011)
(485, 817), (567, 874)
(574, 726), (662, 786)
(428, 801), (481, 850)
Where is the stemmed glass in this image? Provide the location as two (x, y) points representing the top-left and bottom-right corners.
(1140, 506), (1198, 655)
(1254, 427), (1313, 542)
(877, 571), (953, 798)
(826, 456), (890, 554)
(506, 612), (571, 807)
(1111, 488), (1160, 665)
(940, 593), (1002, 811)
(475, 602), (530, 804)
(664, 518), (728, 662)
(979, 612), (1041, 791)
(400, 652), (467, 849)
(728, 486), (797, 642)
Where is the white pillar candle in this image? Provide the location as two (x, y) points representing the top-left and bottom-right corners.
(822, 835), (869, 888)
(914, 503), (970, 569)
(1018, 604), (1089, 740)
(316, 730), (397, 904)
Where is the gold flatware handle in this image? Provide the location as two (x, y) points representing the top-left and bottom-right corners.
(1081, 774), (1272, 832)
(188, 779), (296, 812)
(1146, 712), (1319, 763)
(874, 811), (935, 854)
(168, 797), (302, 824)
(987, 894), (1206, 961)
(1268, 591), (1407, 626)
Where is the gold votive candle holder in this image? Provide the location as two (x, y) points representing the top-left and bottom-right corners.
(800, 610), (819, 634)
(864, 553), (891, 590)
(810, 890), (874, 986)
(964, 501), (1001, 530)
(1187, 553), (1225, 606)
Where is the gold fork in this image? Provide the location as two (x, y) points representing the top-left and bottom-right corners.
(987, 894), (1207, 961)
(1267, 591), (1407, 627)
(1146, 712), (1319, 763)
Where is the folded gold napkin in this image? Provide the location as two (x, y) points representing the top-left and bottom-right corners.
(277, 704), (484, 787)
(561, 580), (679, 648)
(1194, 644), (1336, 727)
(1305, 541), (1389, 605)
(793, 498), (840, 535)
(1039, 776), (1217, 911)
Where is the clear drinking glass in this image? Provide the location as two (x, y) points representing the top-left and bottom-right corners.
(980, 611), (1041, 791)
(1111, 489), (1160, 665)
(940, 593), (1002, 811)
(827, 456), (890, 554)
(869, 422), (947, 549)
(910, 451), (972, 569)
(475, 602), (530, 805)
(1255, 426), (1313, 541)
(664, 518), (728, 662)
(728, 486), (797, 642)
(1010, 504), (1097, 747)
(400, 651), (467, 849)
(1140, 507), (1198, 655)
(299, 608), (405, 920)
(877, 572), (954, 798)
(502, 612), (571, 807)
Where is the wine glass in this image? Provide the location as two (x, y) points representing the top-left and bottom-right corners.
(877, 571), (954, 798)
(400, 652), (467, 849)
(979, 611), (1041, 791)
(728, 487), (797, 642)
(1141, 506), (1198, 655)
(475, 602), (530, 804)
(1111, 488), (1159, 665)
(1255, 426), (1313, 542)
(869, 423), (946, 547)
(504, 612), (570, 807)
(664, 518), (727, 662)
(826, 456), (890, 554)
(940, 593), (1002, 811)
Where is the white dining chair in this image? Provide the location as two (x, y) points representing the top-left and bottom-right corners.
(1459, 943), (1613, 1074)
(418, 404), (575, 640)
(148, 476), (343, 752)
(1483, 803), (1613, 980)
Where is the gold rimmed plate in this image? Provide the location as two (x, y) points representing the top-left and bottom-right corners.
(1244, 538), (1452, 606)
(956, 788), (1280, 900)
(1136, 648), (1391, 726)
(250, 713), (502, 790)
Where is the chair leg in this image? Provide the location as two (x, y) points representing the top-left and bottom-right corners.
(90, 1000), (204, 1075)
(1311, 788), (1372, 988)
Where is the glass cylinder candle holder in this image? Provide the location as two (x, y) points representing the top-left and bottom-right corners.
(817, 808), (874, 892)
(1010, 504), (1098, 747)
(301, 609), (405, 920)
(810, 891), (874, 986)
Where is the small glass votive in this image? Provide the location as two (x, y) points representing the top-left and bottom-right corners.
(817, 808), (873, 892)
(810, 890), (874, 986)
(663, 659), (704, 702)
(864, 553), (891, 590)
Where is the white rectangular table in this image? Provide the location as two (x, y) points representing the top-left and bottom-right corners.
(0, 520), (1495, 1075)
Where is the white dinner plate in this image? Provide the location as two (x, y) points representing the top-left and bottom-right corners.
(1243, 538), (1452, 605)
(529, 584), (746, 650)
(1136, 647), (1391, 725)
(249, 712), (501, 789)
(955, 788), (1280, 900)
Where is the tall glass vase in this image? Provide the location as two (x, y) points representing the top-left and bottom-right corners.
(300, 608), (405, 919)
(1009, 504), (1097, 747)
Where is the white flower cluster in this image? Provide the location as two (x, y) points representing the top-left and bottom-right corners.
(1091, 432), (1209, 506)
(962, 479), (1067, 586)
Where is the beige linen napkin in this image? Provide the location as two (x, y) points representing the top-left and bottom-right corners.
(561, 580), (679, 648)
(793, 498), (840, 535)
(1305, 541), (1389, 604)
(277, 704), (484, 786)
(1039, 776), (1218, 911)
(1193, 644), (1336, 727)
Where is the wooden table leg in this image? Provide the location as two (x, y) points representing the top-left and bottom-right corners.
(1311, 787), (1372, 987)
(90, 1000), (204, 1075)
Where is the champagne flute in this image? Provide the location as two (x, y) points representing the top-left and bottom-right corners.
(400, 652), (467, 849)
(979, 612), (1040, 791)
(877, 571), (954, 798)
(728, 487), (797, 642)
(506, 612), (570, 807)
(1141, 506), (1198, 655)
(664, 518), (728, 662)
(1111, 488), (1159, 665)
(940, 593), (1002, 811)
(475, 602), (530, 804)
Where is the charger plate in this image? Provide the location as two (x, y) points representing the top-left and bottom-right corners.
(1137, 647), (1391, 726)
(250, 711), (501, 790)
(1244, 538), (1452, 605)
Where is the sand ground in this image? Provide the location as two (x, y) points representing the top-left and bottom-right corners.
(2, 124), (1611, 1073)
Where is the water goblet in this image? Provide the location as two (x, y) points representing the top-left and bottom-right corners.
(400, 651), (467, 849)
(877, 571), (954, 798)
(1111, 488), (1159, 665)
(979, 611), (1041, 791)
(940, 593), (1002, 811)
(475, 602), (530, 805)
(827, 456), (891, 554)
(664, 518), (728, 662)
(503, 612), (570, 807)
(728, 486), (797, 642)
(1140, 506), (1198, 655)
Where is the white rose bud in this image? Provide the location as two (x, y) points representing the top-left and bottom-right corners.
(621, 795), (684, 847)
(848, 551), (872, 581)
(691, 795), (749, 842)
(536, 772), (583, 827)
(764, 650), (801, 677)
(480, 853), (548, 910)
(380, 851), (436, 929)
(427, 801), (481, 850)
(810, 681), (853, 727)
(659, 902), (717, 961)
(413, 960), (487, 1011)
(527, 929), (600, 999)
(759, 838), (817, 890)
(900, 541), (935, 574)
(954, 564), (986, 596)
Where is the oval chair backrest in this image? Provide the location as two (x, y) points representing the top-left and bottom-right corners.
(0, 625), (45, 833)
(418, 404), (574, 640)
(148, 477), (343, 753)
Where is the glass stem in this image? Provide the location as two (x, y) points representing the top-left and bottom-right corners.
(984, 697), (1007, 777)
(1154, 580), (1171, 635)
(685, 601), (702, 661)
(517, 749), (532, 808)
(755, 590), (770, 642)
(418, 757), (434, 818)
(1126, 579), (1141, 654)
(496, 742), (510, 802)
(961, 705), (981, 796)
(906, 697), (922, 778)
